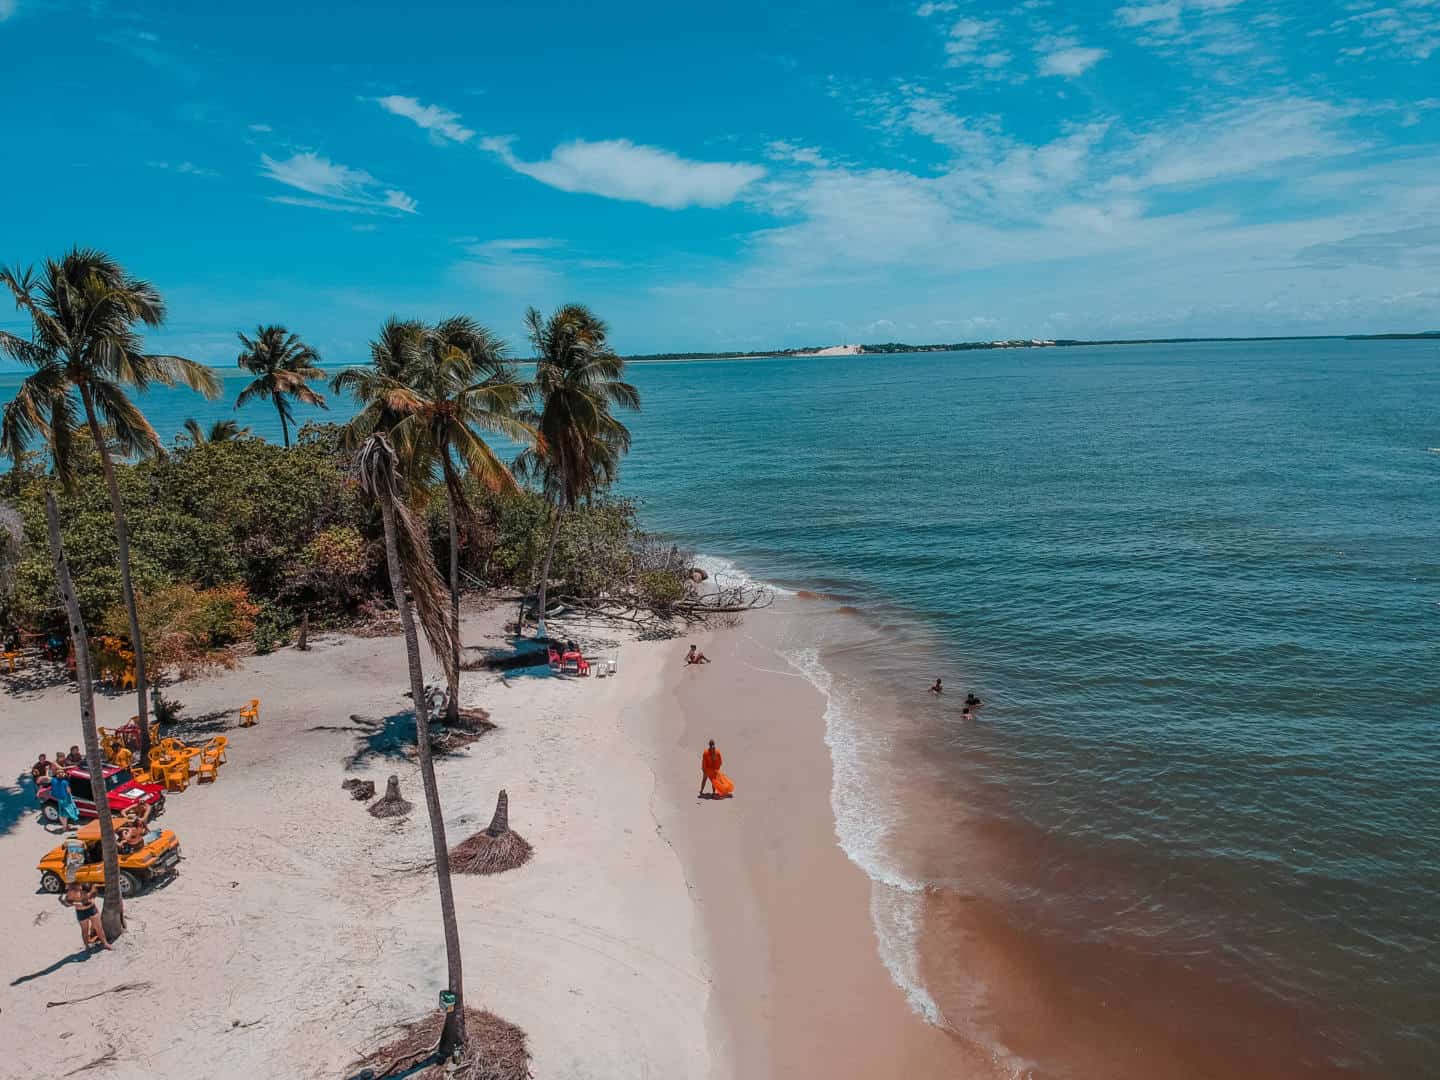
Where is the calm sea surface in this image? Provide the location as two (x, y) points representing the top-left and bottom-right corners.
(4, 340), (1438, 1074)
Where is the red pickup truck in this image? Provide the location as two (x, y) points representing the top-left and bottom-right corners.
(36, 765), (166, 825)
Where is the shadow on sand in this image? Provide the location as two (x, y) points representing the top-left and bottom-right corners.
(10, 948), (95, 986)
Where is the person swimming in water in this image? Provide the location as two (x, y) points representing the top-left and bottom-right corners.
(685, 645), (711, 665)
(929, 678), (943, 694)
(964, 691), (982, 708)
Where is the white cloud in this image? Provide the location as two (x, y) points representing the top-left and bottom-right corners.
(373, 95), (475, 144)
(260, 152), (418, 215)
(944, 17), (1009, 68)
(481, 137), (764, 209)
(1, 0), (18, 20)
(1326, 1), (1440, 61)
(147, 160), (220, 178)
(915, 1), (957, 15)
(248, 123), (272, 133)
(766, 140), (830, 167)
(1037, 39), (1107, 76)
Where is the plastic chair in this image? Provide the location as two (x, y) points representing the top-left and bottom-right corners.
(576, 657), (590, 676)
(547, 648), (563, 673)
(113, 747), (134, 770)
(239, 699), (259, 727)
(159, 737), (181, 754)
(163, 758), (190, 792)
(148, 747), (169, 775)
(210, 735), (228, 764)
(196, 748), (220, 784)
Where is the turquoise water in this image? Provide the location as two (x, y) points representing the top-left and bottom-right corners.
(613, 341), (1440, 1076)
(5, 340), (1438, 1073)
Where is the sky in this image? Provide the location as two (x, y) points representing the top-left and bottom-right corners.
(2, 0), (1438, 360)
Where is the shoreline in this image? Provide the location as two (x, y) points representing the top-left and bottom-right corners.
(648, 607), (980, 1079)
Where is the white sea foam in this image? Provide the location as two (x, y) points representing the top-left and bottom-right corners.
(691, 552), (797, 597)
(780, 644), (945, 1027)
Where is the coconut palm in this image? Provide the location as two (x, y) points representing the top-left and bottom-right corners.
(515, 304), (639, 638)
(235, 325), (326, 447)
(329, 317), (427, 447)
(354, 433), (468, 1060)
(43, 492), (128, 940)
(181, 417), (250, 446)
(0, 248), (220, 764)
(368, 318), (528, 721)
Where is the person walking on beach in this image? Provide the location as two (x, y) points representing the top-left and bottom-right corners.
(930, 678), (943, 694)
(699, 739), (735, 798)
(685, 645), (711, 666)
(61, 882), (110, 951)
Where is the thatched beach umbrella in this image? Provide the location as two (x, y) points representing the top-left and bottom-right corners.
(449, 790), (532, 875)
(369, 774), (413, 818)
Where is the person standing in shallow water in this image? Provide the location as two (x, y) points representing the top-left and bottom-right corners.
(930, 678), (943, 694)
(699, 739), (735, 798)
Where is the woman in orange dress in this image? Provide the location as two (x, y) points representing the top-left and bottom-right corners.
(699, 739), (735, 798)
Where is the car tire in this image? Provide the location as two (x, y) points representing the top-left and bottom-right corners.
(39, 870), (64, 894)
(118, 870), (141, 898)
(40, 801), (60, 824)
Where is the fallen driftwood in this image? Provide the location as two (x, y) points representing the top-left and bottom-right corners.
(47, 981), (152, 1009)
(63, 1051), (118, 1076)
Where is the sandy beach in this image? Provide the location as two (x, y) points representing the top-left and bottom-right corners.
(0, 601), (970, 1079)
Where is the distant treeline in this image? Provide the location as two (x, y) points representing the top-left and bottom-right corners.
(625, 330), (1439, 361)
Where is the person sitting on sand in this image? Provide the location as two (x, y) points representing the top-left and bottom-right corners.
(930, 678), (943, 694)
(29, 753), (51, 782)
(964, 692), (982, 709)
(699, 739), (735, 798)
(685, 645), (711, 665)
(61, 883), (109, 951)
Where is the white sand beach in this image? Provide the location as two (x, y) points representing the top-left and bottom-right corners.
(0, 602), (969, 1079)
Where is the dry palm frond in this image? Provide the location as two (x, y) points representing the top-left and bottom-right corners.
(351, 1006), (530, 1080)
(354, 433), (458, 684)
(449, 790), (532, 875)
(369, 774), (412, 818)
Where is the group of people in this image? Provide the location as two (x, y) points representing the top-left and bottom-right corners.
(928, 678), (985, 719)
(29, 747), (85, 831)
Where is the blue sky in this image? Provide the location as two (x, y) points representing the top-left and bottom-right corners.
(2, 0), (1438, 360)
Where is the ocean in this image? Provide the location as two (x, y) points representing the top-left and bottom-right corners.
(4, 339), (1438, 1076)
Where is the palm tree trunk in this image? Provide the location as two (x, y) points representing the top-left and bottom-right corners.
(80, 387), (152, 764)
(377, 495), (467, 1057)
(276, 397), (291, 448)
(534, 503), (565, 640)
(446, 496), (461, 726)
(44, 492), (125, 941)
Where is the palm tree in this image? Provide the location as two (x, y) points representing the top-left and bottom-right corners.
(44, 492), (127, 941)
(516, 305), (639, 639)
(330, 317), (427, 447)
(354, 433), (468, 1061)
(0, 248), (220, 764)
(339, 317), (528, 722)
(235, 325), (327, 448)
(181, 417), (250, 446)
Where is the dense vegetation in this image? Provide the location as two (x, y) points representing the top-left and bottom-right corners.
(0, 423), (650, 651)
